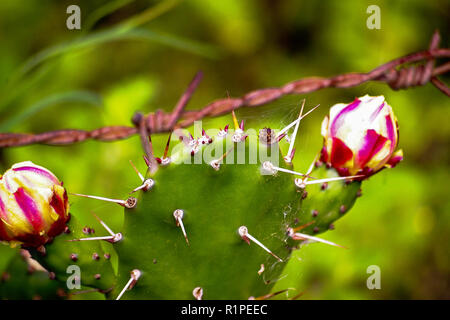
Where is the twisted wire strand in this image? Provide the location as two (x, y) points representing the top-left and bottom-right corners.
(1, 31), (448, 148)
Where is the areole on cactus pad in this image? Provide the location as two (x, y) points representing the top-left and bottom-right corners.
(0, 95), (402, 300)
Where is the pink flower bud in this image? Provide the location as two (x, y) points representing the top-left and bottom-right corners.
(320, 95), (403, 178)
(0, 161), (70, 247)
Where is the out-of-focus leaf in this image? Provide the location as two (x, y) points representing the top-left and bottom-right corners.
(119, 0), (182, 31)
(0, 90), (103, 131)
(7, 27), (220, 91)
(83, 0), (136, 32)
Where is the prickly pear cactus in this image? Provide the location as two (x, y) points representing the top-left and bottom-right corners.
(1, 95), (402, 300)
(113, 116), (361, 300)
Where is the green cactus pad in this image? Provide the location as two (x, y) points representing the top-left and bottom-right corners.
(29, 215), (115, 294)
(112, 126), (361, 299)
(296, 165), (361, 235)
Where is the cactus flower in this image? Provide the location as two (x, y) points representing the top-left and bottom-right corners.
(320, 95), (403, 178)
(0, 161), (70, 247)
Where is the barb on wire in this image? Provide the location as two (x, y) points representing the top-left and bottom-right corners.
(0, 30), (448, 149)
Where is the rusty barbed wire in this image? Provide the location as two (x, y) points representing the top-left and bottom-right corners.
(0, 31), (449, 149)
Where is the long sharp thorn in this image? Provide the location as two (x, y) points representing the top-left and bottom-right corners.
(231, 110), (239, 130)
(288, 148), (296, 161)
(162, 134), (171, 159)
(67, 235), (118, 242)
(289, 229), (346, 248)
(210, 146), (234, 171)
(306, 154), (319, 176)
(298, 154), (320, 186)
(285, 100), (305, 163)
(303, 175), (364, 185)
(116, 278), (133, 301)
(116, 269), (141, 300)
(301, 103), (320, 119)
(128, 161), (154, 193)
(239, 226), (283, 262)
(277, 120), (297, 137)
(276, 133), (287, 142)
(292, 220), (316, 232)
(276, 103), (320, 138)
(70, 193), (137, 208)
(143, 155), (150, 167)
(129, 160), (144, 182)
(131, 184), (146, 193)
(263, 162), (315, 179)
(92, 213), (115, 237)
(173, 209), (189, 245)
(71, 193), (126, 205)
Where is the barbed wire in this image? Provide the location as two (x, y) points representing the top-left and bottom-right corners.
(0, 31), (448, 149)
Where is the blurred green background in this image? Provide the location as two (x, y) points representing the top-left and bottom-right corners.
(0, 0), (448, 299)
